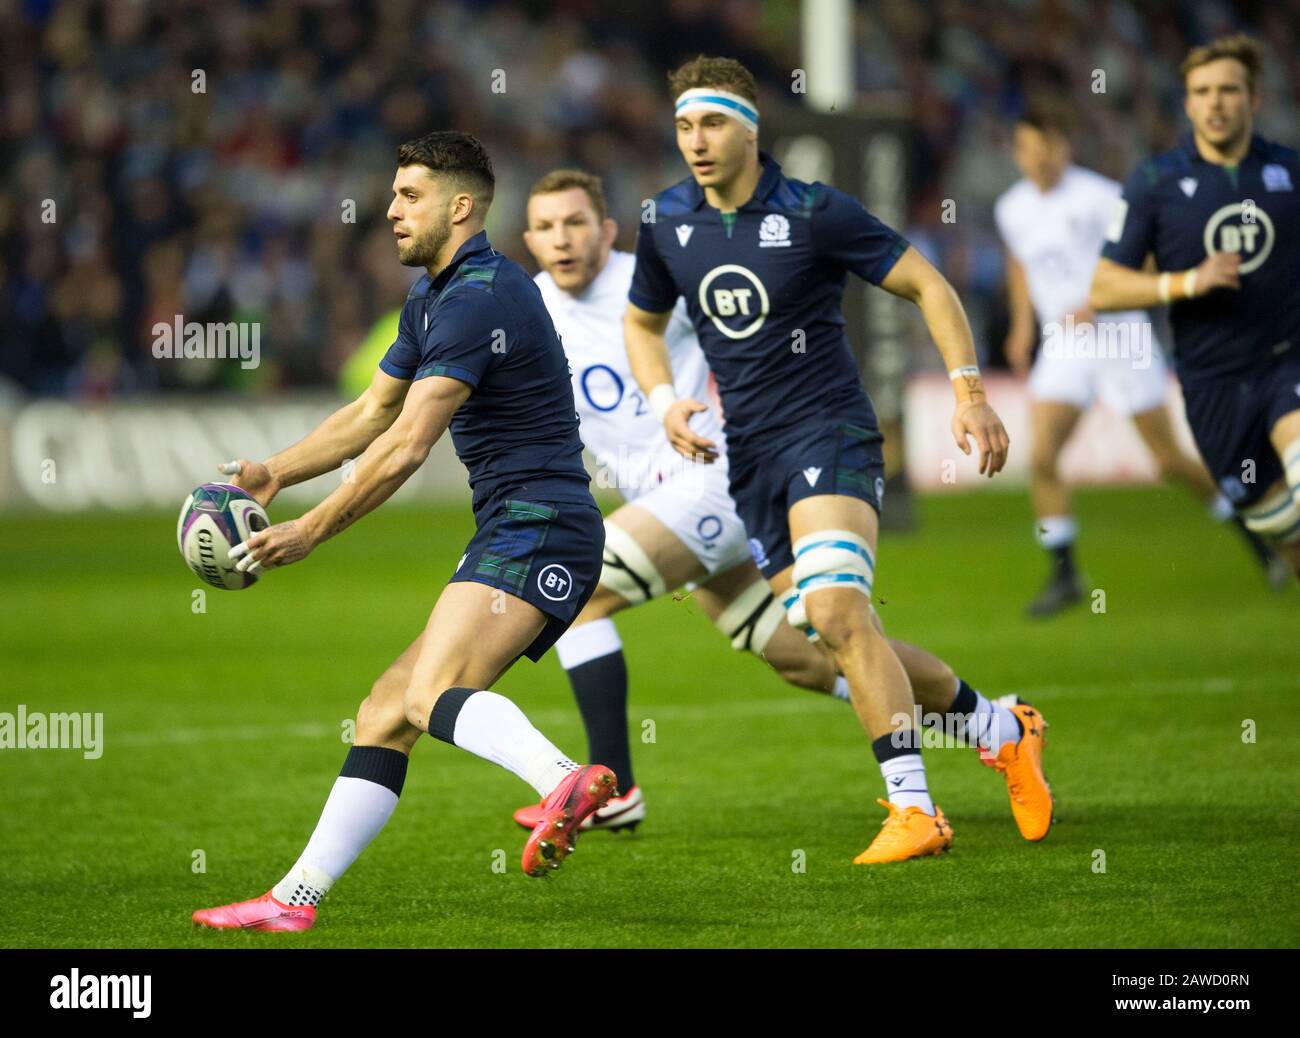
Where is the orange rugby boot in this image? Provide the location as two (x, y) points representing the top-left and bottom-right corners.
(853, 799), (953, 864)
(993, 703), (1054, 841)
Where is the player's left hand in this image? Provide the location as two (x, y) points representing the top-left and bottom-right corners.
(952, 400), (1010, 477)
(230, 520), (314, 575)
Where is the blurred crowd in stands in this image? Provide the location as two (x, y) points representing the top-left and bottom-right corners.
(2, 0), (1297, 398)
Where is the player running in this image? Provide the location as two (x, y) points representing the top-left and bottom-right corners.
(623, 57), (1050, 864)
(996, 99), (1283, 618)
(514, 168), (1037, 836)
(192, 132), (616, 933)
(1090, 35), (1300, 582)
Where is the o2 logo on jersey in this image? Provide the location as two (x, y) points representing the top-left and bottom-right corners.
(580, 364), (624, 412)
(536, 564), (574, 602)
(578, 364), (647, 417)
(696, 514), (723, 549)
(1203, 202), (1275, 274)
(698, 264), (769, 339)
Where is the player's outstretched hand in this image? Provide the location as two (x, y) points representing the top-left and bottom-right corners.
(664, 398), (718, 464)
(217, 459), (279, 507)
(1192, 251), (1241, 294)
(230, 520), (313, 575)
(952, 400), (1010, 478)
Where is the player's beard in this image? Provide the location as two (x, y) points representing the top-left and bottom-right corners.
(399, 210), (453, 269)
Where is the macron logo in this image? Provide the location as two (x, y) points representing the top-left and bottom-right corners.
(803, 466), (822, 487)
(1179, 177), (1198, 198)
(676, 225), (694, 248)
(50, 970), (151, 1018)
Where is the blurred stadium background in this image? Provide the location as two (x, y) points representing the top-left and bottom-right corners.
(4, 0), (1300, 511)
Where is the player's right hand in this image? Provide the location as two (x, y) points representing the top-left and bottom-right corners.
(217, 459), (280, 507)
(1192, 251), (1241, 295)
(952, 400), (1010, 478)
(663, 398), (718, 464)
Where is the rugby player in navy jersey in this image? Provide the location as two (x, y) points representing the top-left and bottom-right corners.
(625, 57), (1050, 864)
(1091, 34), (1300, 581)
(191, 132), (616, 932)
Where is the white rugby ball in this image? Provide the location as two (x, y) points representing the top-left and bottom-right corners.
(177, 482), (270, 590)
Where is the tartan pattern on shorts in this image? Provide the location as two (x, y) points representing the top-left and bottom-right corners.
(834, 423), (877, 497)
(474, 500), (559, 595)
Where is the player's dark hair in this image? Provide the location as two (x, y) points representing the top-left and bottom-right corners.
(528, 168), (607, 223)
(1018, 97), (1075, 139)
(667, 55), (758, 106)
(397, 131), (496, 211)
(1180, 33), (1262, 96)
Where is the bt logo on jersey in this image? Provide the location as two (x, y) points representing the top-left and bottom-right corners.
(698, 264), (769, 339)
(1202, 202), (1275, 274)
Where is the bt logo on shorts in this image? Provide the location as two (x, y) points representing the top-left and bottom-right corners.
(698, 264), (769, 339)
(1202, 202), (1275, 274)
(536, 563), (574, 601)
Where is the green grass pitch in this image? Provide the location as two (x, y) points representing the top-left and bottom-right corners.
(1, 486), (1296, 948)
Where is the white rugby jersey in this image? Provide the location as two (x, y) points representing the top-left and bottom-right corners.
(535, 249), (726, 502)
(994, 165), (1144, 327)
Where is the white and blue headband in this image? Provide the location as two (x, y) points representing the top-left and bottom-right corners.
(674, 87), (759, 134)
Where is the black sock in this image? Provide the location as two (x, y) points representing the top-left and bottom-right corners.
(943, 678), (1024, 742)
(949, 677), (978, 717)
(1049, 542), (1076, 580)
(1229, 516), (1275, 566)
(871, 728), (920, 763)
(426, 686), (479, 744)
(567, 650), (634, 792)
(339, 744), (410, 797)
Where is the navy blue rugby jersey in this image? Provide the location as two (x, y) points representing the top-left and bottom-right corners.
(629, 152), (909, 449)
(1102, 132), (1300, 385)
(380, 230), (592, 516)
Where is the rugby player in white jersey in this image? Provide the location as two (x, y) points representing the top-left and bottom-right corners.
(997, 99), (1283, 617)
(516, 167), (1044, 846)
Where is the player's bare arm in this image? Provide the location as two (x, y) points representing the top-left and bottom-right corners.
(1089, 251), (1241, 311)
(233, 375), (470, 573)
(879, 245), (1010, 476)
(220, 367), (412, 507)
(624, 301), (717, 462)
(1003, 252), (1037, 376)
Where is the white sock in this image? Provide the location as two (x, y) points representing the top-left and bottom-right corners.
(831, 675), (851, 701)
(1208, 493), (1235, 522)
(1035, 515), (1077, 549)
(880, 753), (935, 814)
(953, 689), (1021, 754)
(271, 776), (398, 907)
(555, 618), (622, 669)
(452, 690), (580, 798)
